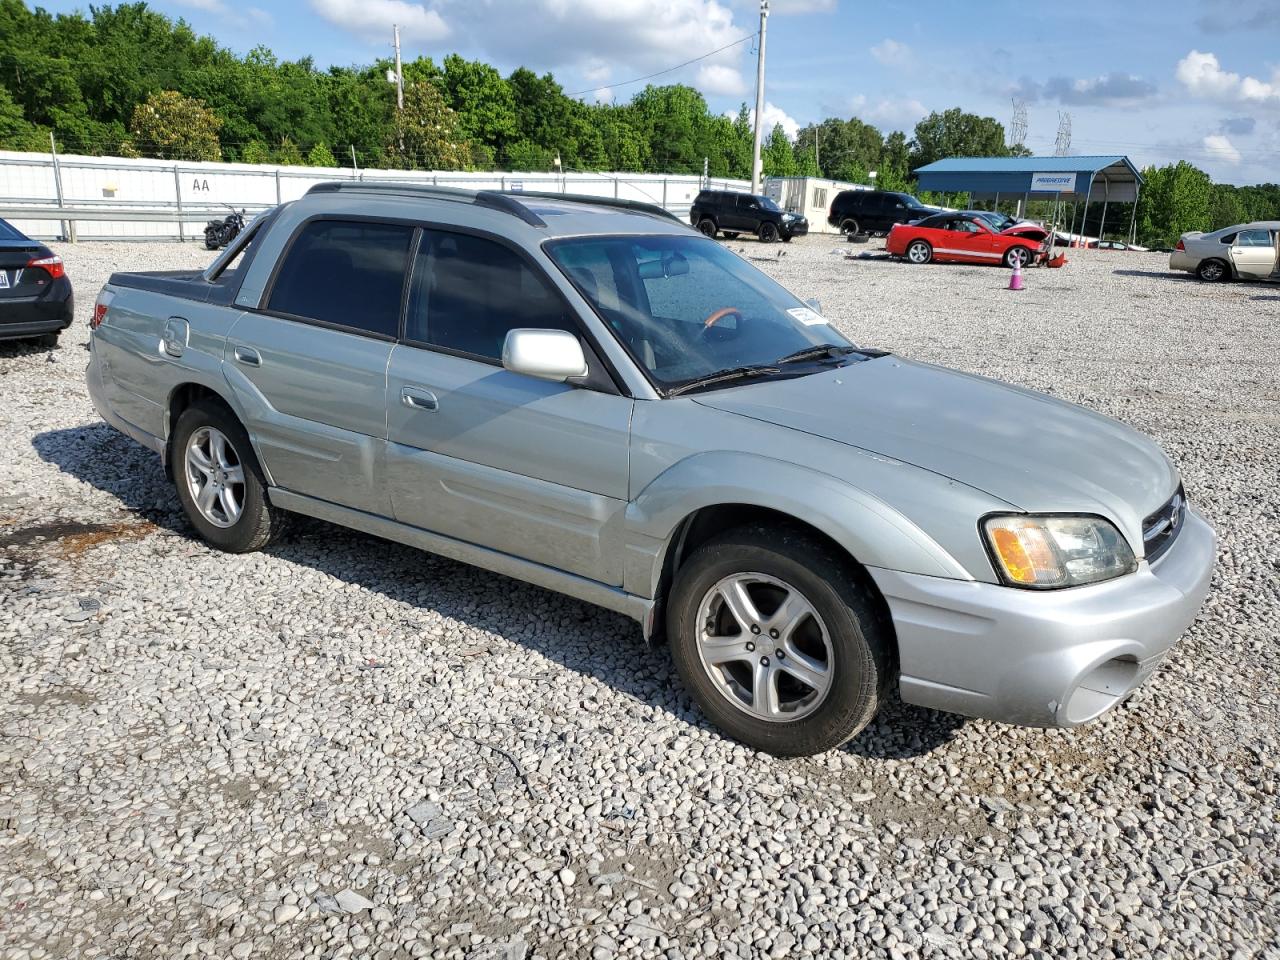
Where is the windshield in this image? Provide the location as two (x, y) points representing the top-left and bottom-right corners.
(756, 196), (782, 212)
(546, 234), (853, 392)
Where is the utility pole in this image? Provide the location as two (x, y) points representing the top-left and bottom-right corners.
(749, 0), (769, 194)
(393, 24), (404, 110)
(813, 125), (820, 176)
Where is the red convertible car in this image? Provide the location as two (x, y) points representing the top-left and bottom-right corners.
(887, 213), (1048, 268)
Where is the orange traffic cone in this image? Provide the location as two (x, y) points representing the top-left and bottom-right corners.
(1008, 259), (1024, 291)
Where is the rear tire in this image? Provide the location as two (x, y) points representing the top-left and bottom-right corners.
(697, 218), (718, 238)
(666, 524), (892, 756)
(37, 331), (59, 349)
(906, 240), (932, 264)
(172, 399), (289, 553)
(204, 230), (220, 250)
(1196, 258), (1229, 282)
(758, 222), (779, 243)
(840, 218), (859, 237)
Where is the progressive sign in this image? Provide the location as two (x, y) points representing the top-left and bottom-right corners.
(1031, 172), (1078, 193)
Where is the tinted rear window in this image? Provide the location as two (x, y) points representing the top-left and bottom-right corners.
(268, 219), (414, 338)
(0, 220), (26, 241)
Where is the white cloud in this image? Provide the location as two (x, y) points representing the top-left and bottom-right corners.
(730, 101), (800, 140)
(310, 1), (754, 101)
(1202, 134), (1242, 164)
(1175, 50), (1280, 104)
(869, 38), (909, 65)
(310, 0), (449, 43)
(833, 93), (927, 131)
(697, 63), (747, 96)
(589, 87), (614, 104)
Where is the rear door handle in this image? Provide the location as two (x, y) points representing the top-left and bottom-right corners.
(401, 387), (438, 411)
(233, 345), (261, 367)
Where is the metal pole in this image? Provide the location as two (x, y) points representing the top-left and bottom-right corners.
(614, 177), (619, 199)
(662, 178), (668, 210)
(49, 132), (73, 242)
(393, 24), (404, 110)
(274, 169), (282, 205)
(1128, 192), (1138, 245)
(703, 157), (709, 189)
(1098, 176), (1109, 241)
(173, 165), (185, 242)
(749, 0), (770, 194)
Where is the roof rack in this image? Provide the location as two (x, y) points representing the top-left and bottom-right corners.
(486, 190), (686, 225)
(304, 180), (686, 229)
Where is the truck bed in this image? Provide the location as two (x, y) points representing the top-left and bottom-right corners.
(107, 268), (244, 306)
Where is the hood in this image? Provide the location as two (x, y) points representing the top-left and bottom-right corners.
(693, 357), (1179, 550)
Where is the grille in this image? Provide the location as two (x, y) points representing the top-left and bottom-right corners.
(1142, 486), (1185, 564)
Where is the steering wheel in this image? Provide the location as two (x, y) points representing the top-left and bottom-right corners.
(702, 307), (744, 333)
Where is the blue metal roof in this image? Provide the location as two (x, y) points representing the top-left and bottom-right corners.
(913, 155), (1142, 200)
(914, 156), (1142, 181)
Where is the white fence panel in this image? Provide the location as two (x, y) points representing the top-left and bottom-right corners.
(0, 150), (752, 240)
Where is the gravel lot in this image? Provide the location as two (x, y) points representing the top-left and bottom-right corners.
(1, 235), (1277, 960)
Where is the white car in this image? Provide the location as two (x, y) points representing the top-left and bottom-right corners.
(1170, 221), (1279, 281)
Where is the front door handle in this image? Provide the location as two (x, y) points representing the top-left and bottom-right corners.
(401, 387), (438, 411)
(233, 345), (261, 367)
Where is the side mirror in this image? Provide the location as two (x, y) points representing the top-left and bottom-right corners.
(502, 328), (588, 383)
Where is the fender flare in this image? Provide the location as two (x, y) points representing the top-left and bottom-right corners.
(622, 452), (971, 599)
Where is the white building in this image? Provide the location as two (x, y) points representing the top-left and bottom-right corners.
(765, 176), (870, 234)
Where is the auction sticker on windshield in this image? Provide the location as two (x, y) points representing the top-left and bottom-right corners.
(787, 306), (826, 326)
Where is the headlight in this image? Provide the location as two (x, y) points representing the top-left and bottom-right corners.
(983, 514), (1136, 589)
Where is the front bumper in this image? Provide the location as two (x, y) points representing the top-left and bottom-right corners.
(782, 220), (808, 238)
(870, 506), (1216, 728)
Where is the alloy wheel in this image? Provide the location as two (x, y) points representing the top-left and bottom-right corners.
(694, 572), (833, 722)
(184, 426), (246, 528)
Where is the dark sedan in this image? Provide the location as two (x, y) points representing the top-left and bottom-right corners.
(0, 219), (73, 347)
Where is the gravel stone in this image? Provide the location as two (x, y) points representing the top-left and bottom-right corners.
(0, 237), (1277, 957)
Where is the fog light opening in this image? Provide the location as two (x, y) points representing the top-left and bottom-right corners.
(1063, 657), (1141, 725)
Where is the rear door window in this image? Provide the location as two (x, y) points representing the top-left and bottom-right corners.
(405, 230), (577, 362)
(268, 219), (414, 338)
(1235, 228), (1273, 247)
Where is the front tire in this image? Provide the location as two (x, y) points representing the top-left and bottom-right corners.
(906, 240), (933, 264)
(1196, 258), (1229, 282)
(666, 525), (892, 756)
(758, 222), (779, 243)
(697, 218), (718, 238)
(1003, 245), (1033, 269)
(172, 399), (289, 553)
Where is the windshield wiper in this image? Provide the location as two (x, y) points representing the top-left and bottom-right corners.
(775, 343), (859, 365)
(667, 364), (782, 397)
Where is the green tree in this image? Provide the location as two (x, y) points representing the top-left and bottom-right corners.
(796, 117), (882, 183)
(387, 80), (470, 170)
(306, 142), (336, 167)
(128, 89), (221, 160)
(0, 85), (48, 151)
(909, 108), (1008, 169)
(762, 124), (796, 177)
(441, 55), (517, 158)
(1208, 184), (1247, 232)
(1136, 161), (1213, 246)
(241, 141), (270, 164)
(274, 137), (303, 165)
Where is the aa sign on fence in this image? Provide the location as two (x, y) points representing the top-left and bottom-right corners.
(1031, 172), (1077, 193)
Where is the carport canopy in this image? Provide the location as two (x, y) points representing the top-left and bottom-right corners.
(913, 155), (1142, 203)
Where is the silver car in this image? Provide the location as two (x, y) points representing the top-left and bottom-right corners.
(1170, 221), (1279, 281)
(86, 183), (1215, 756)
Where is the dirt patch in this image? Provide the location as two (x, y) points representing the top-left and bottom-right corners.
(0, 519), (156, 557)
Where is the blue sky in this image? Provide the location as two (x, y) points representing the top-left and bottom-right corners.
(37, 0), (1280, 184)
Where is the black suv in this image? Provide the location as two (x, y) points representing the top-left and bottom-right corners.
(828, 190), (937, 237)
(690, 190), (808, 243)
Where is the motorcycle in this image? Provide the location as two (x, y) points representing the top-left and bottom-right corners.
(204, 206), (246, 250)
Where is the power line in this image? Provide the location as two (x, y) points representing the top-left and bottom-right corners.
(564, 33), (757, 97)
